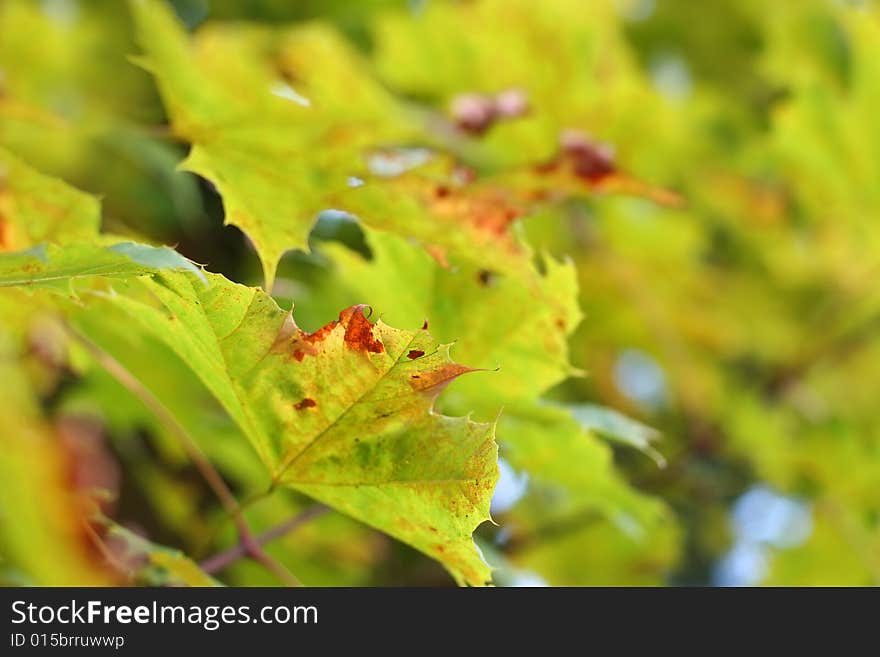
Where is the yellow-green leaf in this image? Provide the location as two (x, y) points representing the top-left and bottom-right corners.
(318, 228), (581, 407)
(129, 0), (413, 289)
(1, 242), (499, 585)
(0, 147), (100, 250)
(103, 522), (220, 587)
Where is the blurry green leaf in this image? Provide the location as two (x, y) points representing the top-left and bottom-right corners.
(371, 0), (672, 172)
(500, 403), (668, 529)
(0, 147), (100, 249)
(568, 403), (665, 467)
(129, 0), (413, 288)
(506, 507), (680, 586)
(493, 406), (678, 586)
(0, 1), (202, 237)
(103, 522), (220, 586)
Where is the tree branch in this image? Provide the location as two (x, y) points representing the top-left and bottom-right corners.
(201, 504), (328, 575)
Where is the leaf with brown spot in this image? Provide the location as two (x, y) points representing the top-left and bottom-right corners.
(2, 256), (499, 586)
(321, 227), (582, 407)
(341, 305), (385, 354)
(129, 1), (678, 292)
(335, 158), (531, 277)
(294, 398), (317, 410)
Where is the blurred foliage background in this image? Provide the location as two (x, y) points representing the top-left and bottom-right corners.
(1, 0), (879, 586)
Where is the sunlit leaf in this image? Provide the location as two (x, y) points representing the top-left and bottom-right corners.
(318, 228), (580, 406)
(1, 248), (499, 585)
(129, 0), (414, 288)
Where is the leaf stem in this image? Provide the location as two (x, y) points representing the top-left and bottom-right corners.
(67, 325), (303, 587)
(201, 504), (328, 575)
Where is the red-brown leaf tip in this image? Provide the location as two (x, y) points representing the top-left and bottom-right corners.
(339, 304), (385, 354)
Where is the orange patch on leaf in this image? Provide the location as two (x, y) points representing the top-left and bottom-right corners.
(429, 187), (523, 239)
(272, 313), (335, 361)
(274, 305), (384, 361)
(597, 173), (684, 208)
(409, 362), (475, 394)
(0, 215), (12, 251)
(529, 130), (683, 207)
(340, 305), (385, 354)
(424, 243), (450, 269)
(417, 181), (524, 266)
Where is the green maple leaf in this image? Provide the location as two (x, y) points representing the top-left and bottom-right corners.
(129, 0), (414, 290)
(496, 402), (679, 585)
(103, 274), (498, 585)
(0, 242), (499, 585)
(0, 241), (204, 289)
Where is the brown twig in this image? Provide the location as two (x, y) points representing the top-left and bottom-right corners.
(83, 520), (133, 582)
(68, 325), (303, 586)
(201, 504), (329, 574)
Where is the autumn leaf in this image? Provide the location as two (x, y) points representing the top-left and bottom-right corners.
(0, 242), (499, 586)
(313, 227), (678, 582)
(101, 276), (498, 586)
